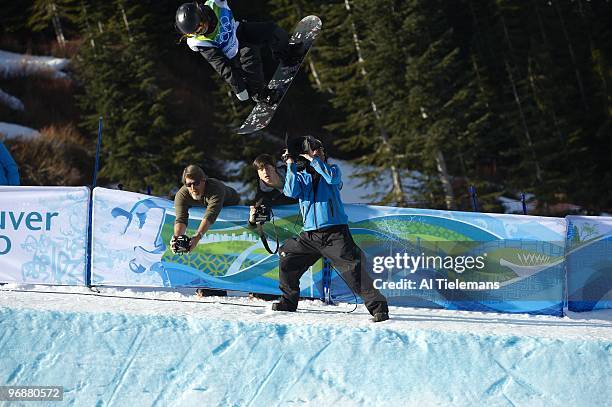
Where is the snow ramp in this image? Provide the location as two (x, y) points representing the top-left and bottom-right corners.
(0, 287), (610, 406)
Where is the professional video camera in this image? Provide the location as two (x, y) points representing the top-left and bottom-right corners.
(171, 235), (191, 254)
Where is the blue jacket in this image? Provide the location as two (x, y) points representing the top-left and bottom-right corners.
(284, 158), (348, 231)
(0, 142), (19, 186)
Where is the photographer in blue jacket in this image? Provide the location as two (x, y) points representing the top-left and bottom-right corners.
(272, 136), (389, 322)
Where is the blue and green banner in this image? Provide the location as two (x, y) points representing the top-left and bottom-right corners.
(91, 187), (323, 297)
(1, 187), (608, 317)
(332, 206), (567, 316)
(0, 186), (587, 316)
(90, 188), (572, 315)
(566, 216), (612, 311)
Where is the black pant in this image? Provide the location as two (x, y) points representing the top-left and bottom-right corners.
(236, 21), (289, 95)
(278, 225), (389, 316)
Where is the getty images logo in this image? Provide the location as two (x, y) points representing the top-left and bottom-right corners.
(372, 252), (487, 274)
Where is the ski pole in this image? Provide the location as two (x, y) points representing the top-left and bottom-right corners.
(92, 116), (103, 188)
(86, 116), (103, 287)
(469, 185), (479, 212)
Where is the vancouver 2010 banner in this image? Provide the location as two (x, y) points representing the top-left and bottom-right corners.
(2, 187), (610, 316)
(91, 188), (323, 298)
(91, 188), (568, 316)
(566, 215), (612, 312)
(0, 186), (89, 285)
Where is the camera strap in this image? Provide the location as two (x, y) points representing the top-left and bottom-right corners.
(256, 223), (279, 254)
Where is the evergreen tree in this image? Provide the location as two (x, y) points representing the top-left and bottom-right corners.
(477, 0), (611, 211)
(27, 0), (79, 49)
(394, 0), (464, 209)
(0, 1), (35, 35)
(311, 0), (409, 205)
(75, 0), (203, 195)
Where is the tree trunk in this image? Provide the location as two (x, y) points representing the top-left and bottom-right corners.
(289, 0), (322, 91)
(118, 2), (133, 42)
(344, 0), (405, 205)
(500, 13), (543, 182)
(306, 58), (323, 91)
(505, 59), (543, 182)
(49, 2), (66, 48)
(577, 0), (609, 113)
(555, 1), (589, 110)
(554, 1), (588, 111)
(81, 2), (96, 50)
(435, 149), (456, 210)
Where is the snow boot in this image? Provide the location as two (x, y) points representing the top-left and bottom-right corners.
(195, 288), (227, 297)
(272, 301), (297, 312)
(372, 312), (389, 323)
(249, 293), (280, 301)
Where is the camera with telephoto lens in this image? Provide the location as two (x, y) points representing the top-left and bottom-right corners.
(253, 204), (271, 224)
(283, 136), (323, 162)
(172, 234), (191, 254)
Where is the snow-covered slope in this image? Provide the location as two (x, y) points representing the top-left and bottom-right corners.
(0, 89), (24, 111)
(0, 49), (70, 137)
(0, 49), (69, 79)
(0, 122), (40, 140)
(1, 286), (610, 406)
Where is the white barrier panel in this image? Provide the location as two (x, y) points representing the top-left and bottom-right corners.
(0, 186), (90, 285)
(91, 187), (171, 287)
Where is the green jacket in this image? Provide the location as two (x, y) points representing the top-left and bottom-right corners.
(174, 178), (240, 225)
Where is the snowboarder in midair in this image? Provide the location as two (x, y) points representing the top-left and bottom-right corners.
(175, 1), (302, 104)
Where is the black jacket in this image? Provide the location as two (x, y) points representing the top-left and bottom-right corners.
(199, 47), (247, 95)
(248, 166), (297, 228)
(253, 185), (297, 207)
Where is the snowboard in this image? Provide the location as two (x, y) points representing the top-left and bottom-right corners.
(236, 15), (322, 135)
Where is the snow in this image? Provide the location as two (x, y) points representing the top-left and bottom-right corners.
(0, 122), (40, 141)
(0, 49), (69, 79)
(1, 285), (610, 405)
(0, 49), (66, 138)
(0, 89), (24, 111)
(498, 194), (536, 214)
(324, 158), (421, 204)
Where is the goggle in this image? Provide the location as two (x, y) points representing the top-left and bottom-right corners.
(185, 180), (201, 188)
(195, 21), (208, 34)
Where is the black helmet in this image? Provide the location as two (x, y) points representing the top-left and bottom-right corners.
(175, 2), (203, 35)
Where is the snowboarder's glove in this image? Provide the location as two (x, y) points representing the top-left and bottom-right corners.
(236, 89), (249, 101)
(171, 235), (191, 254)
